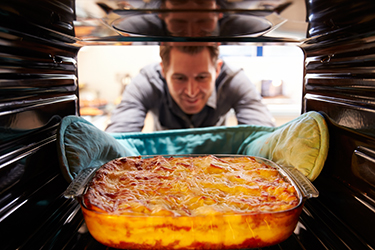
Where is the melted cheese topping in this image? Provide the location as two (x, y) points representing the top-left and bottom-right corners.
(83, 155), (299, 216)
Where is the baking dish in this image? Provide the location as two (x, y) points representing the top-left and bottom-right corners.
(64, 154), (318, 249)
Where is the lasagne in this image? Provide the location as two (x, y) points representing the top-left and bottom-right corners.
(81, 155), (301, 249)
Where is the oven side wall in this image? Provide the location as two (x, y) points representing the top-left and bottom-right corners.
(300, 0), (375, 248)
(0, 0), (82, 249)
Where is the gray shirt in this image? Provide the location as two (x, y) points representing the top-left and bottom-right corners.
(106, 62), (275, 132)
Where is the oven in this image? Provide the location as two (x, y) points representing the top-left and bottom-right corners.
(1, 0), (375, 249)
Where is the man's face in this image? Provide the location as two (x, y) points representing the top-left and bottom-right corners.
(161, 47), (222, 114)
(161, 0), (221, 37)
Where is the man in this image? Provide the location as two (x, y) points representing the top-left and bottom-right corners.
(114, 0), (271, 39)
(157, 0), (222, 37)
(105, 44), (275, 133)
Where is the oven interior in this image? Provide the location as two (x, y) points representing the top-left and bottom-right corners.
(0, 0), (375, 249)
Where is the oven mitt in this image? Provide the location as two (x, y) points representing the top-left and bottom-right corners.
(237, 111), (329, 181)
(111, 111), (328, 181)
(56, 116), (134, 182)
(57, 111), (328, 182)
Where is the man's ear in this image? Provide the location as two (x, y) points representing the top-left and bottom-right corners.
(215, 59), (223, 78)
(158, 1), (167, 20)
(160, 62), (165, 78)
(216, 3), (224, 20)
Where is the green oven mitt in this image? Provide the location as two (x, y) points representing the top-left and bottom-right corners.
(237, 111), (329, 181)
(57, 111), (328, 182)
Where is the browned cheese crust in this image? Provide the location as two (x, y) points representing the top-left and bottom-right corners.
(83, 155), (299, 216)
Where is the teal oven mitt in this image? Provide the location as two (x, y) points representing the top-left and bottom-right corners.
(56, 116), (135, 182)
(57, 111), (328, 182)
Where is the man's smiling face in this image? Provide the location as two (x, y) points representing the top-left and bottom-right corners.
(161, 0), (221, 37)
(161, 47), (222, 114)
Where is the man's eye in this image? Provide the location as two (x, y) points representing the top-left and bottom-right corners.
(196, 75), (210, 82)
(172, 75), (186, 82)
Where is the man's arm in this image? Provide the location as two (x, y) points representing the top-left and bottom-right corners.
(105, 67), (160, 133)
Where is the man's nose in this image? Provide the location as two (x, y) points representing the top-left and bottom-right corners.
(186, 22), (201, 37)
(185, 79), (199, 96)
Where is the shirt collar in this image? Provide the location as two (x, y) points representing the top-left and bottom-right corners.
(206, 87), (217, 109)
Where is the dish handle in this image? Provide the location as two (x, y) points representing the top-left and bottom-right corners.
(63, 167), (97, 199)
(280, 165), (319, 199)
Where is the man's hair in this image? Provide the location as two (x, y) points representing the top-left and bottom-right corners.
(161, 0), (217, 7)
(159, 45), (220, 70)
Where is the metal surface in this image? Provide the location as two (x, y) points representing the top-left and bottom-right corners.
(73, 0), (308, 44)
(301, 0), (375, 248)
(0, 1), (80, 249)
(0, 0), (375, 249)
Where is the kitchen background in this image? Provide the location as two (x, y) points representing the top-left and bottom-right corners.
(77, 44), (304, 131)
